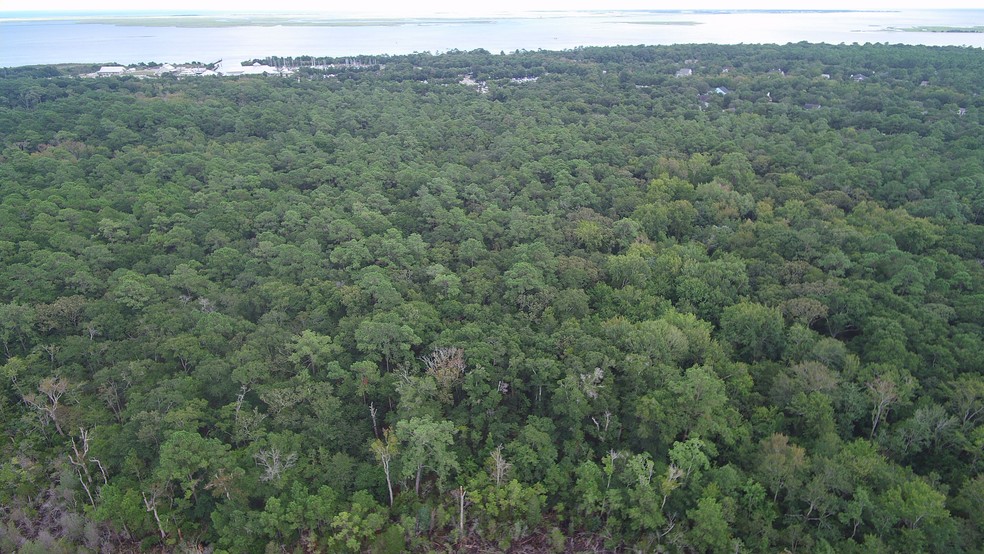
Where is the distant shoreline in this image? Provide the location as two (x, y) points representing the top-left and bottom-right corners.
(0, 9), (893, 26)
(4, 9), (984, 68)
(73, 17), (499, 28)
(0, 10), (858, 29)
(623, 21), (702, 27)
(887, 25), (984, 33)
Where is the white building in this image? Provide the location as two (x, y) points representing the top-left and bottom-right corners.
(96, 66), (126, 77)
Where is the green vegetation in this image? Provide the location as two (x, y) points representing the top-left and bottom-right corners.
(1, 43), (983, 552)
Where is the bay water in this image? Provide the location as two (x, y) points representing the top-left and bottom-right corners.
(2, 9), (983, 68)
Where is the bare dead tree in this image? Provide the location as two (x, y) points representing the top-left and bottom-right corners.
(41, 343), (59, 364)
(591, 410), (613, 440)
(68, 427), (96, 507)
(233, 384), (249, 419)
(661, 465), (685, 509)
(371, 428), (398, 506)
(23, 376), (69, 436)
(97, 381), (124, 423)
(232, 385), (266, 443)
(205, 468), (238, 500)
(580, 367), (605, 399)
(657, 512), (678, 543)
(254, 448), (298, 482)
(868, 376), (899, 438)
(142, 488), (167, 540)
(235, 408), (266, 444)
(605, 449), (621, 490)
(450, 485), (470, 539)
(948, 377), (984, 426)
(93, 457), (109, 485)
(422, 346), (466, 402)
(369, 402), (380, 439)
(487, 445), (511, 487)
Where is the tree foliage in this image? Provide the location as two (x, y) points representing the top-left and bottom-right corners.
(1, 42), (982, 552)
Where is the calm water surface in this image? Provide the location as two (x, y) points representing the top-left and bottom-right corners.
(1, 10), (983, 67)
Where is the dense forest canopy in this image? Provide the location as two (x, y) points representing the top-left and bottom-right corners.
(1, 43), (983, 553)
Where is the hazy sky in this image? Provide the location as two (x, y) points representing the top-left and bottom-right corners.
(1, 0), (980, 14)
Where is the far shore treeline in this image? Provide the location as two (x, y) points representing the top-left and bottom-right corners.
(1, 43), (983, 553)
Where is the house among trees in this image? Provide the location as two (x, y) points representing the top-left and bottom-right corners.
(675, 68), (693, 77)
(96, 66), (126, 77)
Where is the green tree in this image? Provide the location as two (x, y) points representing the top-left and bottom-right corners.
(757, 433), (808, 502)
(719, 301), (786, 362)
(395, 416), (459, 496)
(355, 311), (422, 371)
(327, 490), (388, 553)
(687, 495), (733, 553)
